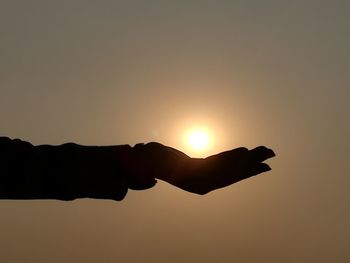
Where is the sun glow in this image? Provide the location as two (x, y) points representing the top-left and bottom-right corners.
(188, 130), (209, 150)
(185, 128), (213, 157)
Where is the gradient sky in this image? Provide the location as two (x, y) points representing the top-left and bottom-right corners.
(0, 1), (349, 262)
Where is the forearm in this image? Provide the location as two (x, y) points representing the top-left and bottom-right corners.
(0, 137), (132, 201)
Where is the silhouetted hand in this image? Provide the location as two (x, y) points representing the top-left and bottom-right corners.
(129, 143), (275, 194)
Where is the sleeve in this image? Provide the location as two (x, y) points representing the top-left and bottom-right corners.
(0, 137), (133, 201)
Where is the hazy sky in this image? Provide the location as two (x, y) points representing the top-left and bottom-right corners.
(0, 1), (349, 262)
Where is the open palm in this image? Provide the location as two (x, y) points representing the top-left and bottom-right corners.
(128, 143), (275, 194)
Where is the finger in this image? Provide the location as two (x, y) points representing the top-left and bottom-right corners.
(243, 163), (272, 180)
(248, 146), (275, 163)
(254, 162), (271, 174)
(229, 147), (249, 155)
(207, 147), (248, 161)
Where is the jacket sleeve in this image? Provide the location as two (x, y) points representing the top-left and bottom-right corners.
(0, 137), (133, 201)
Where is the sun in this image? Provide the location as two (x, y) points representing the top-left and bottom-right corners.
(188, 130), (209, 150)
(185, 128), (213, 156)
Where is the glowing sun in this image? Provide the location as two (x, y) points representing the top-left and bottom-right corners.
(185, 128), (213, 156)
(188, 130), (209, 150)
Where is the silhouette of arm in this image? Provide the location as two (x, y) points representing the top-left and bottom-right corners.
(0, 137), (275, 201)
(0, 137), (136, 200)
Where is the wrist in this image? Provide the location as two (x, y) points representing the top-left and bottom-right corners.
(119, 143), (158, 190)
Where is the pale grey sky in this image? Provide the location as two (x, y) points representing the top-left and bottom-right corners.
(0, 1), (349, 262)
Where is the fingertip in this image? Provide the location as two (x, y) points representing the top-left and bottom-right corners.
(267, 148), (276, 158)
(259, 163), (272, 173)
(250, 146), (276, 162)
(248, 163), (271, 177)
